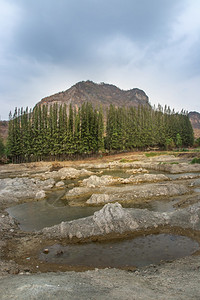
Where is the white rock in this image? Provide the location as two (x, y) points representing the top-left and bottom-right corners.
(35, 190), (46, 200)
(55, 181), (65, 188)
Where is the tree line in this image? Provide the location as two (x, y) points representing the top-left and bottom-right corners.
(5, 102), (194, 163)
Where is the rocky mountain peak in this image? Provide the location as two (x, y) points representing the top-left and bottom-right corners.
(38, 80), (150, 110)
(188, 111), (200, 138)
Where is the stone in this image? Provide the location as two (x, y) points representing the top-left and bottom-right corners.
(34, 167), (93, 180)
(42, 202), (200, 241)
(125, 168), (149, 174)
(35, 190), (46, 200)
(55, 181), (65, 188)
(86, 183), (188, 205)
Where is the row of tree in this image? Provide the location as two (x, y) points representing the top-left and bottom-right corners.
(105, 104), (194, 150)
(6, 103), (194, 163)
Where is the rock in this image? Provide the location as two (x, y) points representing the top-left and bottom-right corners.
(55, 181), (65, 188)
(87, 194), (110, 204)
(81, 175), (117, 188)
(34, 167), (93, 180)
(35, 190), (46, 200)
(190, 179), (200, 187)
(139, 162), (200, 174)
(42, 202), (200, 241)
(81, 173), (169, 189)
(86, 183), (188, 205)
(65, 187), (92, 199)
(121, 173), (169, 184)
(126, 168), (149, 174)
(42, 203), (139, 239)
(81, 159), (200, 174)
(0, 214), (16, 232)
(178, 174), (200, 180)
(0, 177), (55, 206)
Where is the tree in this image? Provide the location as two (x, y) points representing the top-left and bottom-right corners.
(175, 133), (182, 149)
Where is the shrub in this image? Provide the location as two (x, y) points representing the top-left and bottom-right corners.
(191, 158), (200, 164)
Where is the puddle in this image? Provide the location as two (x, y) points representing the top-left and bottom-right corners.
(39, 234), (199, 268)
(168, 173), (200, 180)
(6, 169), (199, 232)
(7, 201), (99, 231)
(123, 198), (178, 212)
(7, 196), (178, 232)
(7, 188), (178, 231)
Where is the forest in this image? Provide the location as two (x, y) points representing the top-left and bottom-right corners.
(6, 102), (194, 163)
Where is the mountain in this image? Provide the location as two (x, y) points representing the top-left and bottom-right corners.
(0, 121), (8, 143)
(188, 111), (200, 139)
(38, 80), (150, 111)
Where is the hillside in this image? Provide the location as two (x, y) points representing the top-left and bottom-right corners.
(38, 80), (150, 111)
(0, 121), (8, 143)
(1, 81), (199, 144)
(188, 111), (200, 138)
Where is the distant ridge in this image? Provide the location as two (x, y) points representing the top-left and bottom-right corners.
(38, 80), (150, 110)
(188, 111), (200, 138)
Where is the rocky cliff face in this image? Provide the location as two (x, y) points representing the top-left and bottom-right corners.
(38, 80), (150, 111)
(189, 111), (200, 138)
(0, 121), (8, 143)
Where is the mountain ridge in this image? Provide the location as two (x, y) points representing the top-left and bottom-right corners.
(188, 111), (200, 139)
(38, 80), (150, 110)
(1, 81), (200, 142)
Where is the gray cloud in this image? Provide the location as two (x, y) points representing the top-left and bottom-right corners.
(10, 0), (183, 63)
(0, 0), (200, 120)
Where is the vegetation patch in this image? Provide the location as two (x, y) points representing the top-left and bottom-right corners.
(191, 158), (200, 164)
(119, 158), (134, 163)
(145, 152), (168, 158)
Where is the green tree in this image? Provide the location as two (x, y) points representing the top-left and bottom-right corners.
(175, 133), (182, 148)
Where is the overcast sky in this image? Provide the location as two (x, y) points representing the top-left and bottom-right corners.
(0, 0), (200, 120)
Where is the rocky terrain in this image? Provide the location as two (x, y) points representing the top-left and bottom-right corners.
(189, 111), (200, 138)
(0, 120), (8, 143)
(1, 152), (200, 299)
(38, 80), (150, 111)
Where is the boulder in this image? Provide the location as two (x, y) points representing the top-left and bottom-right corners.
(34, 167), (93, 180)
(126, 168), (149, 174)
(121, 173), (169, 184)
(55, 181), (65, 188)
(86, 183), (188, 205)
(81, 175), (117, 188)
(35, 190), (46, 200)
(65, 187), (92, 199)
(0, 177), (55, 205)
(42, 202), (200, 240)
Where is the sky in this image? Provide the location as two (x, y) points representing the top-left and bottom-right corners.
(0, 0), (200, 120)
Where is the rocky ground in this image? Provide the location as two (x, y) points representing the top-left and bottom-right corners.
(1, 151), (200, 299)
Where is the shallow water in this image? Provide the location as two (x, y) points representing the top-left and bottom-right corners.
(6, 169), (200, 232)
(39, 234), (199, 268)
(7, 194), (178, 231)
(7, 200), (99, 231)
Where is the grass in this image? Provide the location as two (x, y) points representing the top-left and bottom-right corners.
(119, 158), (134, 163)
(145, 152), (168, 158)
(191, 157), (200, 164)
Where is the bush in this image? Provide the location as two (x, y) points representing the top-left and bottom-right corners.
(191, 157), (200, 164)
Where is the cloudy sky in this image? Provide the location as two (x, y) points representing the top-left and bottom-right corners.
(0, 0), (200, 120)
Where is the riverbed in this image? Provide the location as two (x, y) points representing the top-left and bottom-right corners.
(1, 152), (200, 299)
